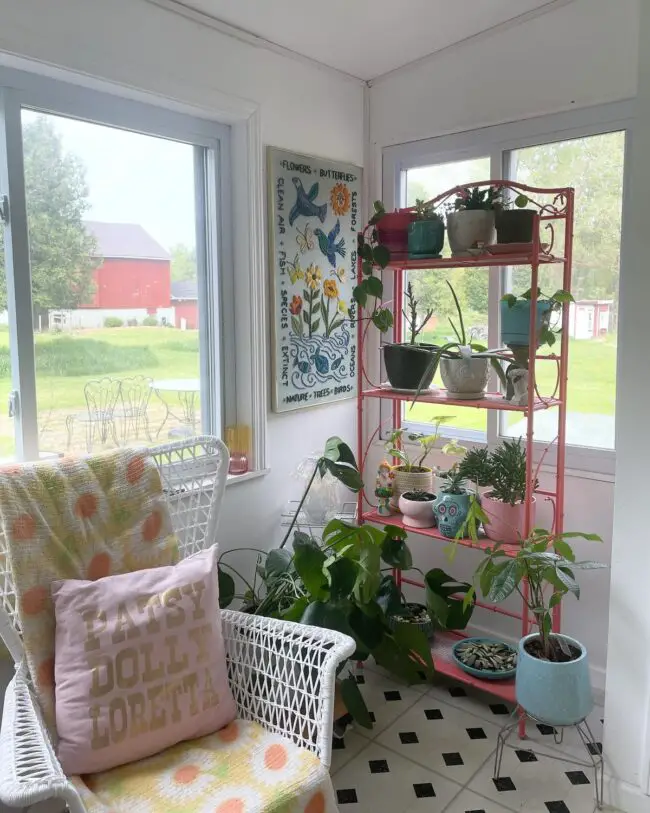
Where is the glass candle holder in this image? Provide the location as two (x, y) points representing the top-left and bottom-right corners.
(225, 425), (251, 475)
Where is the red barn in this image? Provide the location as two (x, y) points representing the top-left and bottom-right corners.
(83, 221), (171, 309)
(171, 279), (199, 329)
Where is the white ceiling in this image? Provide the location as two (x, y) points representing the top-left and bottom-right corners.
(174, 0), (560, 80)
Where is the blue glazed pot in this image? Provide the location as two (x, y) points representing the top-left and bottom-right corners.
(408, 218), (445, 259)
(433, 490), (470, 539)
(516, 633), (593, 726)
(500, 300), (552, 348)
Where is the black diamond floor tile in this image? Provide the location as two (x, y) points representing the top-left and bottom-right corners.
(493, 776), (516, 792)
(368, 711), (376, 723)
(332, 738), (346, 750)
(515, 749), (538, 763)
(587, 741), (603, 755)
(424, 708), (443, 720)
(466, 727), (487, 740)
(442, 752), (464, 766)
(413, 782), (436, 799)
(489, 703), (510, 715)
(337, 789), (358, 805)
(368, 759), (389, 774)
(355, 674), (365, 685)
(465, 810), (487, 813)
(384, 690), (402, 701)
(566, 770), (590, 785)
(399, 731), (419, 744)
(537, 723), (556, 735)
(449, 686), (468, 697)
(545, 802), (570, 813)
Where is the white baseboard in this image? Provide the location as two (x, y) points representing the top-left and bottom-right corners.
(603, 775), (650, 813)
(465, 621), (606, 705)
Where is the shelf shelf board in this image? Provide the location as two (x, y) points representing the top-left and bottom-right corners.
(362, 387), (561, 412)
(432, 630), (516, 703)
(362, 510), (521, 557)
(381, 252), (565, 271)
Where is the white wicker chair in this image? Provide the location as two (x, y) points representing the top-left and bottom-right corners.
(0, 436), (355, 813)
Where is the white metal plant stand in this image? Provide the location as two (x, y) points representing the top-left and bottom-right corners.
(0, 436), (354, 813)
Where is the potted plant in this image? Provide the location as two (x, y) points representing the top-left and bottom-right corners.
(382, 280), (441, 391)
(500, 287), (574, 353)
(495, 193), (536, 244)
(417, 281), (509, 400)
(457, 446), (492, 496)
(468, 528), (606, 725)
(408, 198), (445, 259)
(432, 470), (471, 539)
(355, 200), (395, 335)
(376, 205), (416, 260)
(481, 438), (537, 544)
(386, 420), (449, 503)
(447, 185), (501, 256)
(398, 490), (437, 528)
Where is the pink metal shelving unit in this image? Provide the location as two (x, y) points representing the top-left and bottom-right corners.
(356, 181), (575, 732)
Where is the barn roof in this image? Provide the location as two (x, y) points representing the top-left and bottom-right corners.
(85, 221), (170, 261)
(171, 280), (198, 301)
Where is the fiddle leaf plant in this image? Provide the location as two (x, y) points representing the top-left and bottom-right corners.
(464, 529), (605, 662)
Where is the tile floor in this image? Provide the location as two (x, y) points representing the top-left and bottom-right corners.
(330, 663), (614, 813)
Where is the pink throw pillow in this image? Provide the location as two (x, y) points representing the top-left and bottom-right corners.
(51, 545), (236, 775)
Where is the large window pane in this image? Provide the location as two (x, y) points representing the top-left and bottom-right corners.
(0, 236), (15, 459)
(404, 157), (490, 439)
(21, 110), (205, 456)
(504, 131), (624, 450)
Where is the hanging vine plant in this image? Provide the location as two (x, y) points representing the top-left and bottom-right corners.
(355, 201), (394, 333)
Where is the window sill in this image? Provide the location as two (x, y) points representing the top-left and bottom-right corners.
(226, 468), (270, 487)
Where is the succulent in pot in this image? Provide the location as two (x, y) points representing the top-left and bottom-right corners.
(447, 185), (502, 256)
(398, 490), (437, 529)
(457, 447), (492, 496)
(387, 600), (434, 639)
(481, 438), (538, 545)
(383, 280), (441, 391)
(453, 638), (517, 680)
(468, 528), (606, 725)
(408, 198), (445, 259)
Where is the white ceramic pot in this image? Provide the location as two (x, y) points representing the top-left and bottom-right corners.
(440, 357), (489, 399)
(398, 493), (437, 528)
(391, 467), (433, 508)
(447, 210), (496, 255)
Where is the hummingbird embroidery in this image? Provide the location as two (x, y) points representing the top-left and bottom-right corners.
(289, 178), (327, 226)
(314, 219), (346, 267)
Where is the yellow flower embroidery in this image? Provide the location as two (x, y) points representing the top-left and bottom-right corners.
(338, 300), (348, 314)
(330, 182), (351, 216)
(335, 267), (346, 282)
(305, 264), (322, 290)
(323, 279), (339, 299)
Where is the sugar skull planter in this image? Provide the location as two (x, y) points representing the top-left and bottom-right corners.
(433, 488), (471, 539)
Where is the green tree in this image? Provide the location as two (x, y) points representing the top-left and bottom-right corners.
(0, 116), (99, 314)
(170, 243), (197, 282)
(460, 269), (489, 315)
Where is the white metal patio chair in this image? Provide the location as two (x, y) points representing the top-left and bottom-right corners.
(0, 435), (354, 813)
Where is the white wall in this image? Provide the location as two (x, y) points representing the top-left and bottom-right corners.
(367, 0), (641, 696)
(370, 0), (638, 148)
(0, 0), (363, 555)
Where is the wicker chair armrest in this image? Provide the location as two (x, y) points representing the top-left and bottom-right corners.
(0, 665), (85, 813)
(221, 610), (355, 769)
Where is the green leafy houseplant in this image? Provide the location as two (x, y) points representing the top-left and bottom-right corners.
(500, 286), (575, 353)
(457, 447), (492, 489)
(487, 438), (531, 506)
(465, 528), (605, 662)
(385, 423), (448, 472)
(354, 200), (394, 333)
(453, 186), (503, 212)
(413, 198), (445, 222)
(403, 280), (434, 345)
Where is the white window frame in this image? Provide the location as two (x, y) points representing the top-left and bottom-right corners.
(0, 64), (267, 475)
(381, 100), (634, 477)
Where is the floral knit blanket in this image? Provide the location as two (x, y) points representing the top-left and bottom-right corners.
(0, 449), (178, 730)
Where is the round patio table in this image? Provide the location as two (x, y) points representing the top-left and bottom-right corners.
(150, 378), (200, 437)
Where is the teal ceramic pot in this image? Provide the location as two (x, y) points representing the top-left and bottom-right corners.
(516, 633), (593, 726)
(500, 300), (552, 348)
(408, 219), (445, 259)
(433, 490), (471, 539)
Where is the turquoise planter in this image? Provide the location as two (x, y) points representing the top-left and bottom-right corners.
(408, 219), (445, 259)
(500, 300), (552, 348)
(433, 490), (470, 539)
(516, 633), (593, 726)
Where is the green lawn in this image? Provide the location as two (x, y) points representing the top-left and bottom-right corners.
(0, 327), (200, 457)
(405, 326), (617, 433)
